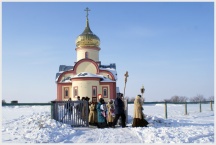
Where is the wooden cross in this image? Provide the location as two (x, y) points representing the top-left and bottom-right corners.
(124, 71), (129, 83)
(123, 71), (129, 98)
(84, 7), (91, 18)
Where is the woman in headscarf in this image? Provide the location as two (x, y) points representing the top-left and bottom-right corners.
(132, 95), (149, 127)
(96, 98), (108, 128)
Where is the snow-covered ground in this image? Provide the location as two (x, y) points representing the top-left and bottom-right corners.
(1, 103), (214, 143)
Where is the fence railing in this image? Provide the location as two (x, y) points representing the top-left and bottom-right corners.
(2, 103), (51, 106)
(51, 101), (89, 127)
(2, 101), (214, 121)
(128, 101), (214, 119)
(2, 101), (89, 127)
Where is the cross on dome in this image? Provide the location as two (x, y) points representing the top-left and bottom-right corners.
(84, 7), (91, 18)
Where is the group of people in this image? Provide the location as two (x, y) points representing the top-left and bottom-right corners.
(66, 94), (149, 128)
(88, 93), (127, 128)
(89, 94), (149, 128)
(65, 96), (90, 120)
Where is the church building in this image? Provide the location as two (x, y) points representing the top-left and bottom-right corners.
(55, 8), (118, 103)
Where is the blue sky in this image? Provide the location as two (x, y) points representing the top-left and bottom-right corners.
(2, 2), (214, 103)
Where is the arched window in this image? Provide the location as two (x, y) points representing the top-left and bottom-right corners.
(85, 52), (88, 59)
(64, 87), (69, 98)
(102, 87), (108, 98)
(73, 86), (78, 97)
(65, 89), (68, 96)
(92, 86), (97, 97)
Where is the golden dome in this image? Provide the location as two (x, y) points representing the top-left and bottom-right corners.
(75, 16), (100, 47)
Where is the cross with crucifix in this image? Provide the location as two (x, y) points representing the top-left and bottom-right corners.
(84, 7), (91, 18)
(123, 71), (129, 98)
(124, 71), (129, 83)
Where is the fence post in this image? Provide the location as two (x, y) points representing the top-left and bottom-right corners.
(164, 102), (167, 119)
(210, 101), (213, 111)
(85, 101), (89, 127)
(51, 101), (55, 119)
(199, 101), (202, 112)
(184, 102), (187, 115)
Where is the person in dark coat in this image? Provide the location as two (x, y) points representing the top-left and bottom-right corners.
(96, 98), (108, 128)
(112, 95), (126, 128)
(81, 97), (88, 120)
(85, 97), (90, 113)
(75, 96), (81, 118)
(65, 98), (73, 120)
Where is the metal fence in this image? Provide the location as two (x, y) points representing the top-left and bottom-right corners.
(128, 101), (214, 119)
(51, 101), (89, 127)
(2, 100), (214, 124)
(2, 103), (51, 106)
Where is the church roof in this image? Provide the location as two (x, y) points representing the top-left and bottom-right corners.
(56, 63), (117, 82)
(55, 65), (73, 82)
(99, 68), (118, 80)
(99, 63), (117, 80)
(59, 65), (73, 72)
(59, 72), (115, 83)
(73, 72), (101, 78)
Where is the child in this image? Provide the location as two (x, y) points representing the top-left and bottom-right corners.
(100, 103), (107, 118)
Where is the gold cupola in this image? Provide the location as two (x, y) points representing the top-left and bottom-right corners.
(75, 8), (100, 47)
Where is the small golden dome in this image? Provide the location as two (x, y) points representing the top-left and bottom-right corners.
(75, 17), (100, 47)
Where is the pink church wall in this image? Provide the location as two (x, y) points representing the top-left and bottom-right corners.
(57, 83), (72, 101)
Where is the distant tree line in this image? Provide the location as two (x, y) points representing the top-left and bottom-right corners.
(125, 94), (214, 103)
(164, 95), (214, 102)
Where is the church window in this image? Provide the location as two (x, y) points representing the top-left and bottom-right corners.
(65, 90), (68, 96)
(85, 52), (88, 59)
(73, 86), (78, 97)
(64, 87), (69, 98)
(92, 86), (97, 97)
(102, 87), (108, 98)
